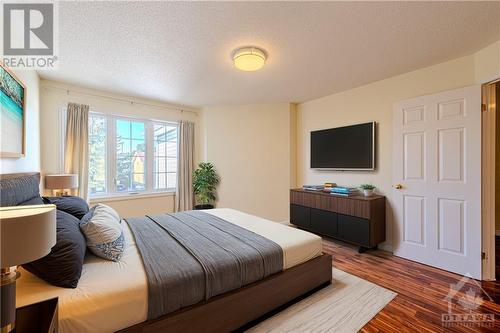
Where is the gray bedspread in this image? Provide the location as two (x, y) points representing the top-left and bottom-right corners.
(125, 210), (283, 320)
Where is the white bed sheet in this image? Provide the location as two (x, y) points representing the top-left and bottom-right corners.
(16, 208), (322, 333)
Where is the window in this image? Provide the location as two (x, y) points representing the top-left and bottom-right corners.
(116, 119), (146, 192)
(153, 123), (177, 189)
(88, 113), (178, 197)
(88, 115), (107, 195)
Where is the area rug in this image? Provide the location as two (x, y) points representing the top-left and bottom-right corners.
(247, 268), (397, 333)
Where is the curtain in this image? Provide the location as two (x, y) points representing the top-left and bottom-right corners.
(64, 103), (89, 200)
(175, 120), (195, 212)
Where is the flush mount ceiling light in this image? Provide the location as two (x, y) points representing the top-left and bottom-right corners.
(232, 47), (267, 72)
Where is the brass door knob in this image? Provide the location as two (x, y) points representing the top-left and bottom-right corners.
(394, 184), (403, 189)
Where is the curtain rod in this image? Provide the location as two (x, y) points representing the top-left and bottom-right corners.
(42, 85), (199, 116)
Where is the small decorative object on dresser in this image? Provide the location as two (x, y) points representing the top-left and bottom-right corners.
(15, 297), (58, 333)
(359, 184), (376, 197)
(44, 174), (79, 196)
(0, 205), (57, 333)
(290, 188), (386, 253)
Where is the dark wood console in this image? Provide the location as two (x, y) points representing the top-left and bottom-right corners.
(290, 189), (386, 252)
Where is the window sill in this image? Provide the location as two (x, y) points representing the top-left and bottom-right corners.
(90, 191), (175, 204)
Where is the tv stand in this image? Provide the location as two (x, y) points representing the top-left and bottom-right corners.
(290, 189), (386, 252)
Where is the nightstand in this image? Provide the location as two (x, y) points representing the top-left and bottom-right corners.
(14, 298), (58, 333)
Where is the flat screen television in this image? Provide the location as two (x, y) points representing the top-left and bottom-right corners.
(310, 122), (375, 170)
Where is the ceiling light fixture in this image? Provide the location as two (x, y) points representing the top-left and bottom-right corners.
(232, 47), (267, 72)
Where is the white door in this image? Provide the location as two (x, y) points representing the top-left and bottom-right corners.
(393, 85), (482, 279)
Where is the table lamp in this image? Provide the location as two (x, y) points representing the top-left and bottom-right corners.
(0, 204), (56, 333)
(44, 174), (78, 196)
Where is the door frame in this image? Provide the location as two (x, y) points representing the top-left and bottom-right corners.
(481, 78), (498, 281)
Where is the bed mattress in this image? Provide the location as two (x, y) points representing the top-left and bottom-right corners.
(16, 208), (323, 333)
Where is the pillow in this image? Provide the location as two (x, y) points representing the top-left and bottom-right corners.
(0, 173), (41, 206)
(23, 210), (86, 288)
(80, 204), (124, 261)
(18, 196), (45, 205)
(44, 196), (89, 220)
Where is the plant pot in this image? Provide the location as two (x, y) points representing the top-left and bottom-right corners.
(194, 204), (214, 210)
(363, 189), (374, 197)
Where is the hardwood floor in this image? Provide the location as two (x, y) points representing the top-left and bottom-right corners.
(321, 238), (500, 333)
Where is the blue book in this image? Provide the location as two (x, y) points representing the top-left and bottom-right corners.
(331, 187), (358, 194)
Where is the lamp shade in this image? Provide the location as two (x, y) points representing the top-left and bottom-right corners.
(45, 174), (78, 190)
(0, 205), (56, 267)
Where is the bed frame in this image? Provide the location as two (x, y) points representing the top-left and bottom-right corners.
(119, 254), (332, 333)
(0, 172), (333, 333)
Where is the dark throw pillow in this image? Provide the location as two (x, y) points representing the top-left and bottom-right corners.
(23, 210), (86, 288)
(18, 196), (45, 206)
(44, 196), (89, 220)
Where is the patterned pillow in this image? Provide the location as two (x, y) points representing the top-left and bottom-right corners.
(80, 204), (124, 261)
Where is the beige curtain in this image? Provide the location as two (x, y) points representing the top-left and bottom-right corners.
(175, 120), (195, 211)
(64, 103), (89, 200)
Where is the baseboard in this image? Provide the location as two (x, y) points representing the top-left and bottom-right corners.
(379, 243), (393, 253)
(279, 220), (292, 226)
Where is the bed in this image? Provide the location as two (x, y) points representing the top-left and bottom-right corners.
(3, 173), (332, 333)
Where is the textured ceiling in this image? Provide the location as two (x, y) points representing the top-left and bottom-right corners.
(40, 1), (500, 107)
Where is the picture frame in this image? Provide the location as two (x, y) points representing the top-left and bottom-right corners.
(0, 62), (26, 158)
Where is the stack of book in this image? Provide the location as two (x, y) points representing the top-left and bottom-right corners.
(327, 186), (359, 196)
(323, 182), (337, 190)
(302, 185), (324, 191)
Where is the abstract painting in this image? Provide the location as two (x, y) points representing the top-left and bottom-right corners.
(1, 64), (25, 157)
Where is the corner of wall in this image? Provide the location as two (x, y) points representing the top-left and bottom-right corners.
(289, 103), (298, 189)
(474, 40), (500, 84)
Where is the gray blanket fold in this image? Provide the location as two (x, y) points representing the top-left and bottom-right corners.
(126, 211), (283, 320)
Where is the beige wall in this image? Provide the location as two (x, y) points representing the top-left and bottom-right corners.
(201, 103), (296, 222)
(297, 40), (500, 251)
(39, 80), (200, 217)
(474, 40), (500, 83)
(0, 70), (40, 174)
(90, 193), (175, 218)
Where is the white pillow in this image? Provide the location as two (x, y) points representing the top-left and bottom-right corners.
(80, 204), (124, 261)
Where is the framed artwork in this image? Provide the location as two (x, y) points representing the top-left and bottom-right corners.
(0, 63), (26, 157)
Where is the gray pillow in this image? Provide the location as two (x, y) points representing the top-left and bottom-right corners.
(0, 174), (41, 206)
(80, 204), (124, 261)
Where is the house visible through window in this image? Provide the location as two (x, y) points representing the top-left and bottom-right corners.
(88, 113), (178, 197)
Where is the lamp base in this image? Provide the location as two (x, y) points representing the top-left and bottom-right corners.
(52, 189), (70, 196)
(1, 268), (20, 333)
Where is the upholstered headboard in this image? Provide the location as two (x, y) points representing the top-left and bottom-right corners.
(0, 172), (41, 206)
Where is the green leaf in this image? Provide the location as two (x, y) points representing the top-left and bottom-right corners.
(193, 162), (220, 205)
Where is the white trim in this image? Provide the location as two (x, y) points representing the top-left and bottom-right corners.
(87, 112), (179, 199)
(378, 243), (393, 253)
(90, 191), (174, 204)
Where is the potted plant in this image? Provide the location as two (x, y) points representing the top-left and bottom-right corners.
(360, 184), (376, 197)
(193, 162), (220, 209)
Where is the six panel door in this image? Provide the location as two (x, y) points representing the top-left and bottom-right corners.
(393, 85), (481, 279)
